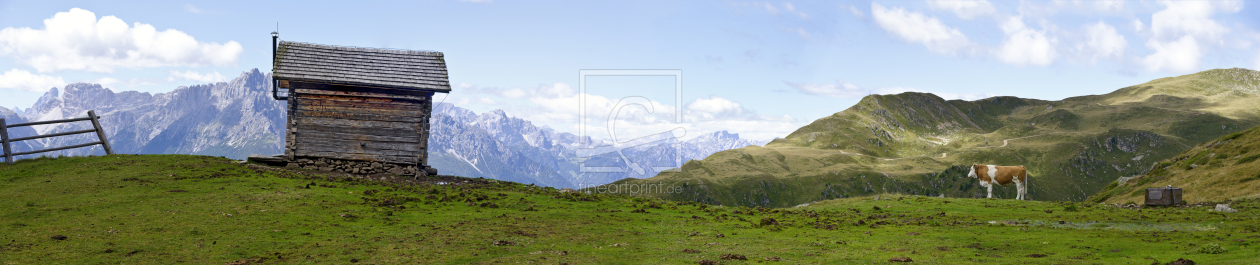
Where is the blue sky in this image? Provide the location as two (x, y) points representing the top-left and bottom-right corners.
(1, 0), (1258, 141)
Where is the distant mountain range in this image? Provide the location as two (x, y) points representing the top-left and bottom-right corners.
(5, 69), (287, 160)
(428, 104), (767, 188)
(0, 69), (766, 189)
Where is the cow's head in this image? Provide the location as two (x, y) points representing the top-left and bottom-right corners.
(967, 164), (978, 179)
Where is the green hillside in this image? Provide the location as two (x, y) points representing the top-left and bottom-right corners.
(604, 68), (1260, 207)
(3, 155), (1259, 264)
(1089, 124), (1260, 204)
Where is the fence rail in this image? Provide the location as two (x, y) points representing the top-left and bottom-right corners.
(1, 110), (113, 165)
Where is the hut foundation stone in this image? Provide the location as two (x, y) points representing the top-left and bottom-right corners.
(291, 157), (421, 176)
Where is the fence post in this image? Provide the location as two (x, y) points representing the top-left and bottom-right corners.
(1, 118), (11, 165)
(88, 110), (114, 155)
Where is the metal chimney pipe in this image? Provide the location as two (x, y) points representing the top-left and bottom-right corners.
(271, 30), (287, 100)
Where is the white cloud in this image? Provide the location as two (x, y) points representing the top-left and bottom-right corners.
(522, 82), (587, 123)
(847, 5), (865, 19)
(0, 8), (243, 73)
(1138, 0), (1241, 73)
(184, 4), (203, 14)
(167, 70), (226, 83)
(1086, 0), (1126, 13)
(782, 27), (810, 39)
(451, 83), (538, 98)
(871, 3), (972, 55)
(0, 69), (65, 92)
(1077, 21), (1126, 62)
(686, 96), (744, 117)
(995, 16), (1057, 66)
(782, 2), (809, 19)
(927, 0), (996, 19)
(1132, 19), (1145, 32)
(734, 2), (808, 19)
(1017, 0), (1126, 18)
(83, 77), (154, 91)
(1142, 36), (1200, 73)
(535, 82), (574, 97)
(1149, 0), (1238, 44)
(499, 88), (527, 98)
(89, 77), (121, 87)
(784, 80), (865, 98)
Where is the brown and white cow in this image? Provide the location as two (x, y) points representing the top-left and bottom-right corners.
(967, 164), (1028, 200)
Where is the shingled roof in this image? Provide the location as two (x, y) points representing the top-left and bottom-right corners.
(273, 41), (451, 92)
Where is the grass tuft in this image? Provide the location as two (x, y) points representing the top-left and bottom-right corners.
(1192, 243), (1228, 254)
(1237, 154), (1260, 164)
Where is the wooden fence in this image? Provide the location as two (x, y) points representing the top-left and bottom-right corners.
(0, 110), (113, 165)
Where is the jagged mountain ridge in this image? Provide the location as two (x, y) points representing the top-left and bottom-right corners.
(3, 70), (767, 189)
(7, 69), (287, 159)
(428, 103), (768, 188)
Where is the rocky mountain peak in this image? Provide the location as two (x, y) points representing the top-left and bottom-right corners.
(11, 69), (287, 159)
(61, 83), (115, 114)
(434, 102), (477, 123)
(0, 106), (16, 117)
(693, 130), (738, 141)
(26, 87), (62, 120)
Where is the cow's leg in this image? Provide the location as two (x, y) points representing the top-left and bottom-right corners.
(1020, 175), (1029, 200)
(1015, 180), (1024, 200)
(987, 182), (993, 198)
(1012, 178), (1021, 200)
(1020, 177), (1028, 200)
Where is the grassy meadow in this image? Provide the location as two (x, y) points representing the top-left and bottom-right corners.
(2, 154), (1258, 264)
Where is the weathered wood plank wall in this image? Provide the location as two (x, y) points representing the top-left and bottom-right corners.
(283, 81), (432, 166)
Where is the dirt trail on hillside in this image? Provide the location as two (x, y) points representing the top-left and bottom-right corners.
(930, 132), (1065, 160)
(836, 131), (1063, 162)
(976, 132), (1065, 149)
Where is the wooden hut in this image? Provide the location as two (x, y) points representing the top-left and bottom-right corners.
(271, 38), (449, 176)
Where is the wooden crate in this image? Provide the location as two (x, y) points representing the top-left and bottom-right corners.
(1144, 187), (1183, 206)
